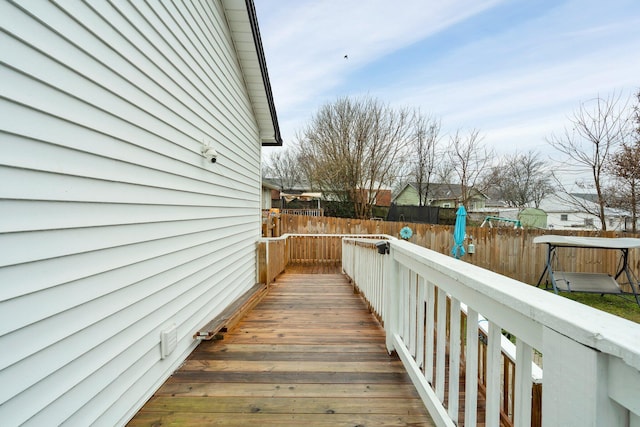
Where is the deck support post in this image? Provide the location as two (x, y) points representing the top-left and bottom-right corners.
(541, 327), (626, 426)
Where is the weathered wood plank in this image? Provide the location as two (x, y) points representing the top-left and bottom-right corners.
(154, 382), (421, 398)
(129, 412), (433, 426)
(191, 343), (388, 353)
(139, 396), (429, 414)
(188, 351), (392, 362)
(180, 360), (407, 373)
(128, 271), (434, 426)
(167, 371), (413, 384)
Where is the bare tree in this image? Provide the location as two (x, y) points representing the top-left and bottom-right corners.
(297, 96), (413, 219)
(407, 113), (442, 206)
(446, 129), (494, 210)
(434, 158), (456, 185)
(485, 151), (554, 208)
(547, 93), (631, 230)
(263, 148), (303, 191)
(608, 141), (640, 232)
(607, 90), (640, 232)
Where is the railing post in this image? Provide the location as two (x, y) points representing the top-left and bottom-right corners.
(385, 244), (399, 353)
(541, 327), (627, 426)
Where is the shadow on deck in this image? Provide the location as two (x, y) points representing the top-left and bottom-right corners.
(128, 267), (435, 426)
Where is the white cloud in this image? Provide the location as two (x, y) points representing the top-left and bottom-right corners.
(256, 0), (504, 115)
(256, 0), (640, 160)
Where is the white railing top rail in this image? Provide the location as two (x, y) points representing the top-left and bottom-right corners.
(387, 239), (640, 371)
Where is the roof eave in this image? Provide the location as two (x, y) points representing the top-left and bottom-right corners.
(223, 0), (282, 146)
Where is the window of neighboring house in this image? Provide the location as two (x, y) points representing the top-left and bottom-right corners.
(560, 214), (568, 221)
(584, 218), (594, 227)
(442, 203), (451, 208)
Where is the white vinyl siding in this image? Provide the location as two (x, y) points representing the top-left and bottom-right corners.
(394, 186), (419, 206)
(0, 1), (263, 425)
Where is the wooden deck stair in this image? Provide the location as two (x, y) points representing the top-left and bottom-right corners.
(128, 267), (435, 426)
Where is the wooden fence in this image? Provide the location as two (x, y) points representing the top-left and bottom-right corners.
(278, 214), (640, 287)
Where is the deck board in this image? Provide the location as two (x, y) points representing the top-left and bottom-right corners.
(128, 272), (435, 426)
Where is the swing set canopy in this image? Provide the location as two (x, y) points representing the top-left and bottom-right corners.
(533, 235), (640, 250)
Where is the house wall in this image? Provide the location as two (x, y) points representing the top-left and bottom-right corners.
(0, 1), (262, 425)
(547, 211), (630, 231)
(261, 187), (273, 209)
(467, 196), (486, 211)
(547, 211), (601, 230)
(394, 186), (419, 206)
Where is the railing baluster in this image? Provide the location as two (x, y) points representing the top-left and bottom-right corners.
(416, 276), (426, 369)
(425, 280), (435, 384)
(402, 266), (410, 341)
(448, 297), (461, 424)
(514, 338), (533, 427)
(436, 287), (447, 403)
(409, 271), (417, 357)
(486, 321), (502, 427)
(465, 308), (479, 427)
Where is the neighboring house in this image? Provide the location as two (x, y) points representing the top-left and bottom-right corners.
(535, 194), (630, 231)
(263, 177), (392, 208)
(261, 180), (280, 210)
(263, 177), (312, 196)
(262, 177), (313, 208)
(374, 188), (392, 207)
(0, 1), (280, 425)
(393, 182), (488, 210)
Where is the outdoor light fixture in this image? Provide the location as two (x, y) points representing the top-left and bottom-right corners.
(201, 145), (218, 163)
(376, 241), (390, 255)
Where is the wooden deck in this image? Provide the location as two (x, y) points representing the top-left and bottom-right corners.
(128, 268), (435, 426)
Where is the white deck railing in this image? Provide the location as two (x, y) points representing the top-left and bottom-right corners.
(280, 208), (324, 216)
(343, 237), (640, 427)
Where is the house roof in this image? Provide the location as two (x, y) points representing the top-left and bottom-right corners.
(535, 194), (630, 217)
(262, 177), (312, 192)
(261, 180), (280, 191)
(223, 0), (282, 146)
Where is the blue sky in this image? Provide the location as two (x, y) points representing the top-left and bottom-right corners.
(255, 0), (640, 162)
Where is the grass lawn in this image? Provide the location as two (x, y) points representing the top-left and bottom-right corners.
(557, 292), (640, 324)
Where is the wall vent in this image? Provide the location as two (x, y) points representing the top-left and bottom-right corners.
(160, 324), (177, 359)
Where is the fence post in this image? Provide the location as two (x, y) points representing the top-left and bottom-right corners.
(257, 241), (266, 284)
